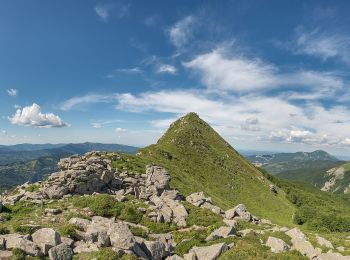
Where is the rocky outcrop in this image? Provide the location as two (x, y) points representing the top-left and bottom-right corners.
(206, 226), (236, 241)
(186, 192), (223, 215)
(225, 204), (252, 221)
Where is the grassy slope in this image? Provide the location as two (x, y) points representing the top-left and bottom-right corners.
(137, 113), (295, 226)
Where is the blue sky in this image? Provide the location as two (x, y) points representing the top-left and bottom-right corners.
(1, 0), (350, 156)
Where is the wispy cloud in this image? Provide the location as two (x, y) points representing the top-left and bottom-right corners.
(156, 64), (177, 74)
(91, 119), (123, 128)
(106, 67), (143, 78)
(95, 3), (129, 22)
(292, 27), (350, 65)
(115, 127), (127, 133)
(9, 103), (69, 128)
(183, 46), (346, 95)
(60, 94), (116, 111)
(7, 88), (18, 97)
(169, 16), (196, 49)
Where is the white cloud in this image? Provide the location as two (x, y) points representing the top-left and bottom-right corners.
(114, 89), (350, 149)
(294, 28), (350, 64)
(184, 46), (345, 94)
(169, 16), (196, 48)
(1, 130), (7, 135)
(106, 67), (143, 78)
(7, 88), (18, 97)
(115, 127), (127, 133)
(61, 94), (115, 111)
(91, 119), (123, 128)
(95, 3), (129, 22)
(95, 5), (110, 22)
(157, 64), (177, 74)
(9, 103), (69, 128)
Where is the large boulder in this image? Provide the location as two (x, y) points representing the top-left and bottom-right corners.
(316, 235), (334, 249)
(48, 243), (74, 260)
(108, 222), (136, 250)
(189, 243), (229, 260)
(286, 228), (320, 259)
(143, 240), (168, 260)
(206, 226), (235, 241)
(1, 233), (30, 249)
(32, 228), (62, 255)
(266, 236), (290, 253)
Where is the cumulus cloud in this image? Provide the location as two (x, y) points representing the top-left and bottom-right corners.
(9, 103), (69, 128)
(169, 16), (196, 48)
(7, 88), (18, 97)
(157, 64), (177, 74)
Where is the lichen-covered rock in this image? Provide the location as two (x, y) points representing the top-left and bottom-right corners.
(143, 240), (168, 260)
(32, 228), (62, 255)
(186, 192), (223, 215)
(108, 222), (136, 250)
(225, 204), (252, 221)
(48, 243), (74, 260)
(68, 217), (91, 232)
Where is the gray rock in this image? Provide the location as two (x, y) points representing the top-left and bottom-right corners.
(32, 228), (62, 255)
(45, 208), (62, 215)
(186, 192), (206, 206)
(223, 219), (237, 228)
(266, 236), (290, 253)
(0, 250), (13, 258)
(190, 243), (229, 260)
(108, 222), (136, 250)
(49, 243), (74, 260)
(1, 233), (30, 249)
(144, 240), (168, 260)
(206, 226), (235, 241)
(68, 217), (91, 231)
(232, 204), (251, 221)
(17, 239), (42, 257)
(73, 241), (99, 254)
(61, 237), (74, 247)
(146, 165), (171, 196)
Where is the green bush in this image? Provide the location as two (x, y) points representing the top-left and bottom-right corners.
(119, 205), (143, 223)
(0, 226), (10, 235)
(58, 224), (77, 237)
(185, 202), (223, 228)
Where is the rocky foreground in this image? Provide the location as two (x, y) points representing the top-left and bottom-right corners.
(1, 152), (350, 259)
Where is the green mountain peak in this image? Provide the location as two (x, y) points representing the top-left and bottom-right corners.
(139, 113), (295, 225)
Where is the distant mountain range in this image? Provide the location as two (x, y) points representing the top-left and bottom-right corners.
(0, 142), (138, 192)
(246, 150), (350, 193)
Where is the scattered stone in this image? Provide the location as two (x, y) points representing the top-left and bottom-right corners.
(286, 228), (320, 259)
(266, 236), (290, 253)
(61, 237), (74, 247)
(189, 243), (229, 260)
(0, 250), (13, 258)
(166, 255), (184, 260)
(223, 219), (237, 228)
(18, 239), (42, 257)
(49, 243), (74, 260)
(206, 226), (235, 241)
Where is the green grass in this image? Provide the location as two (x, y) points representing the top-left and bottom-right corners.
(74, 248), (139, 260)
(25, 184), (40, 192)
(264, 171), (350, 232)
(185, 202), (224, 228)
(220, 232), (308, 260)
